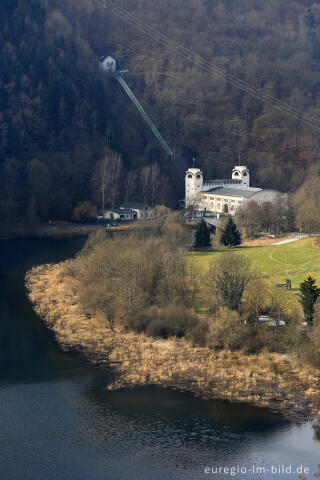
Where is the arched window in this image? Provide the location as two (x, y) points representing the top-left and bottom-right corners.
(196, 174), (201, 179)
(224, 204), (229, 213)
(233, 171), (239, 176)
(243, 172), (248, 177)
(187, 174), (193, 178)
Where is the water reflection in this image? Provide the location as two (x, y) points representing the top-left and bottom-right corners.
(313, 417), (320, 443)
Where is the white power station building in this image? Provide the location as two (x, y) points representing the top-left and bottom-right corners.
(185, 165), (285, 215)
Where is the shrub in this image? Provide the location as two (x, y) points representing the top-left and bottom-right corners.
(128, 304), (199, 339)
(207, 307), (244, 350)
(188, 321), (209, 347)
(300, 344), (320, 368)
(127, 305), (159, 333)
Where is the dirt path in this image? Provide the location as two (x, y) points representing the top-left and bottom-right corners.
(272, 237), (306, 246)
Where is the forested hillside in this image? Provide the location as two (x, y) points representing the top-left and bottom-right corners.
(0, 0), (111, 222)
(2, 0), (320, 222)
(85, 0), (320, 189)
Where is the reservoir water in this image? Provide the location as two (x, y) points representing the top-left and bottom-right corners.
(0, 237), (319, 480)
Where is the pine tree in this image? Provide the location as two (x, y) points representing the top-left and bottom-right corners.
(194, 219), (211, 248)
(299, 276), (320, 325)
(221, 217), (241, 248)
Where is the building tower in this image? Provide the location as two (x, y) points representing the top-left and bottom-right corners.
(185, 168), (203, 205)
(232, 165), (250, 187)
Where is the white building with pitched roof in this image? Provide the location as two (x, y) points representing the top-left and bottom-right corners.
(185, 165), (285, 215)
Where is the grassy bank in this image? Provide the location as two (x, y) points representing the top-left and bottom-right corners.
(26, 261), (320, 420)
(191, 237), (320, 289)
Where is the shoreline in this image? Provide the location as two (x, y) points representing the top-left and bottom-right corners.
(26, 262), (320, 421)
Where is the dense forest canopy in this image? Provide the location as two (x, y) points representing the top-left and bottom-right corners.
(2, 0), (320, 222)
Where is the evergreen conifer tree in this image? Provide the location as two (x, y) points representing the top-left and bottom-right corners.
(194, 219), (211, 248)
(299, 276), (320, 325)
(221, 217), (241, 248)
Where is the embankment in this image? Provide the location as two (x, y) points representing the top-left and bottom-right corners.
(26, 262), (320, 420)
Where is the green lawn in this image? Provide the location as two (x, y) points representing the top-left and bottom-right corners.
(190, 237), (320, 289)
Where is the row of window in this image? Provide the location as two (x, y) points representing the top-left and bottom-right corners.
(203, 195), (242, 204)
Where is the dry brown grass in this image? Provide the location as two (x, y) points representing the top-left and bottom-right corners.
(25, 262), (320, 420)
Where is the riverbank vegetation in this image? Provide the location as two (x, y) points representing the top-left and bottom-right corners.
(55, 216), (320, 371)
(26, 232), (320, 418)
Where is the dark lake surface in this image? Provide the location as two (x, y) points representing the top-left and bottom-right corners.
(0, 236), (319, 480)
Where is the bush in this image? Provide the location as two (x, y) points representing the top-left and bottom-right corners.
(207, 307), (244, 350)
(188, 321), (209, 347)
(127, 304), (199, 339)
(72, 201), (98, 221)
(300, 344), (320, 368)
(127, 305), (158, 333)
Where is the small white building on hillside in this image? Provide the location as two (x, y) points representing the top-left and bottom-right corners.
(185, 165), (285, 215)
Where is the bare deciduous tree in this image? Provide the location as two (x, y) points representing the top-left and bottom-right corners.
(210, 254), (257, 311)
(93, 151), (123, 210)
(141, 166), (151, 205)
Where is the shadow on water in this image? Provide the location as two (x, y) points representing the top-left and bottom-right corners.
(0, 236), (110, 385)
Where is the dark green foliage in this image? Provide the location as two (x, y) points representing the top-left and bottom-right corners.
(0, 0), (174, 222)
(0, 0), (111, 222)
(221, 218), (241, 248)
(194, 219), (211, 248)
(299, 276), (320, 325)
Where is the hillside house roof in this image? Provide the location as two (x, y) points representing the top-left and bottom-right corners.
(202, 186), (261, 198)
(105, 208), (135, 215)
(120, 203), (152, 210)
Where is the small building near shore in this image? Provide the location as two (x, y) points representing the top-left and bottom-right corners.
(120, 203), (154, 220)
(103, 208), (136, 221)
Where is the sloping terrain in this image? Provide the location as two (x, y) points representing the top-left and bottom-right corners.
(192, 237), (320, 288)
